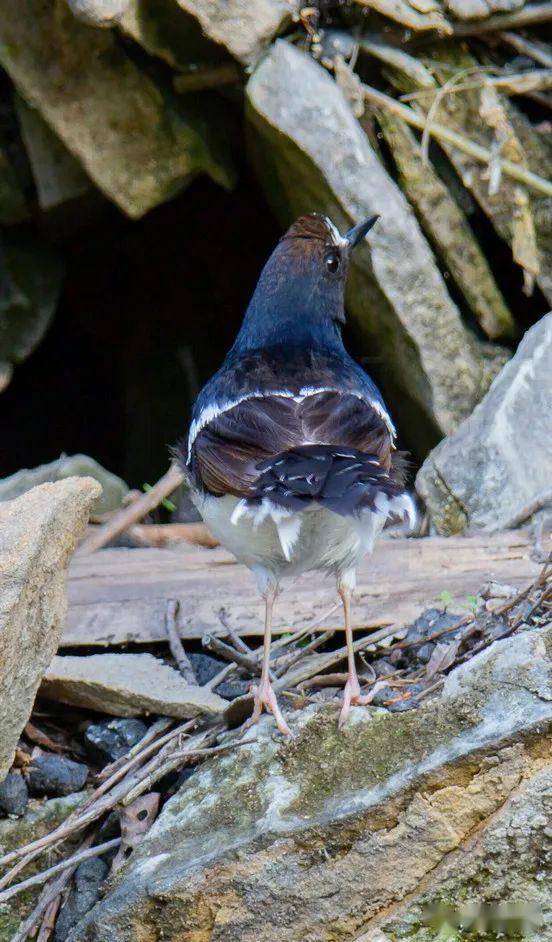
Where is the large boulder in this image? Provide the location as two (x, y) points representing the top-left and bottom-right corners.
(68, 622), (552, 941)
(0, 478), (101, 780)
(0, 0), (235, 219)
(417, 312), (552, 534)
(246, 42), (507, 454)
(0, 454), (128, 517)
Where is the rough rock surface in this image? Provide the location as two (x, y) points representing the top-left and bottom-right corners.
(69, 622), (552, 941)
(27, 754), (89, 797)
(41, 653), (228, 718)
(177, 0), (300, 67)
(0, 478), (101, 781)
(15, 96), (91, 212)
(417, 312), (552, 534)
(246, 42), (506, 452)
(0, 454), (128, 516)
(84, 718), (147, 764)
(65, 0), (131, 26)
(0, 0), (234, 219)
(55, 858), (109, 941)
(0, 772), (29, 816)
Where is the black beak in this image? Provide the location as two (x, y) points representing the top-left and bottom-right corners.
(344, 214), (379, 250)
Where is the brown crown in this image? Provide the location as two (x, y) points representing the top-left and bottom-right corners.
(281, 214), (341, 246)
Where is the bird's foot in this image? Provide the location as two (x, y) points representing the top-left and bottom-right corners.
(338, 675), (388, 729)
(245, 678), (291, 736)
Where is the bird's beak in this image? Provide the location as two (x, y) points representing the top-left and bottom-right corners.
(344, 215), (379, 250)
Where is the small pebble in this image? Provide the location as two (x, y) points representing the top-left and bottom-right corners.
(27, 754), (89, 798)
(371, 658), (395, 678)
(416, 642), (436, 664)
(0, 772), (29, 816)
(84, 718), (147, 764)
(55, 857), (108, 941)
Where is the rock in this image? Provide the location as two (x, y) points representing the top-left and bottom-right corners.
(0, 772), (29, 816)
(0, 792), (86, 939)
(119, 0), (226, 72)
(68, 623), (552, 942)
(0, 454), (128, 517)
(41, 653), (228, 718)
(0, 229), (63, 374)
(176, 0), (300, 67)
(0, 0), (234, 219)
(188, 652), (248, 700)
(0, 138), (28, 224)
(15, 96), (91, 212)
(246, 42), (507, 453)
(0, 478), (101, 781)
(27, 754), (89, 798)
(417, 313), (552, 534)
(65, 0), (131, 26)
(55, 858), (109, 942)
(84, 718), (147, 764)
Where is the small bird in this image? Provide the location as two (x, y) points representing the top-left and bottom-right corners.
(179, 213), (414, 734)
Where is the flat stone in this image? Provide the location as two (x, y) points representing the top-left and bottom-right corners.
(41, 653), (228, 718)
(0, 0), (234, 219)
(69, 623), (552, 941)
(417, 312), (552, 534)
(246, 41), (506, 452)
(0, 478), (101, 781)
(15, 96), (91, 212)
(176, 0), (300, 67)
(0, 454), (128, 517)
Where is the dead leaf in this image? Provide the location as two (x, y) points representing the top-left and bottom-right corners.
(110, 793), (160, 873)
(425, 639), (461, 680)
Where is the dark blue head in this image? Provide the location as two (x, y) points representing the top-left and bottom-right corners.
(232, 213), (379, 354)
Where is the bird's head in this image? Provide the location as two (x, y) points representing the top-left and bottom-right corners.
(234, 212), (379, 352)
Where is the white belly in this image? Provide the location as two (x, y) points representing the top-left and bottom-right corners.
(195, 491), (384, 585)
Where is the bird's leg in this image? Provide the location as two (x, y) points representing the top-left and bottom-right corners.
(338, 580), (374, 728)
(246, 586), (291, 736)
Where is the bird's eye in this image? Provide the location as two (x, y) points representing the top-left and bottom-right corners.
(325, 251), (340, 275)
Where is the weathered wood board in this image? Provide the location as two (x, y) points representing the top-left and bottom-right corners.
(61, 530), (545, 648)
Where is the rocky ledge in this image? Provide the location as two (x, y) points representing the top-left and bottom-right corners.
(69, 620), (552, 941)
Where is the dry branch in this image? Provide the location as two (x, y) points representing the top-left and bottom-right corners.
(165, 600), (197, 684)
(78, 463), (185, 555)
(361, 82), (552, 197)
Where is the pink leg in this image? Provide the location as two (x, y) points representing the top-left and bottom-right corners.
(338, 582), (376, 729)
(245, 587), (291, 736)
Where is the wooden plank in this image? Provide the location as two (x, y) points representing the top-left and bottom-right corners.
(61, 530), (543, 648)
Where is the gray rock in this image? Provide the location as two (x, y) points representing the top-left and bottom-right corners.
(55, 858), (109, 941)
(84, 718), (147, 764)
(176, 0), (301, 67)
(68, 623), (552, 941)
(0, 0), (234, 219)
(41, 653), (228, 718)
(15, 96), (91, 212)
(0, 771), (29, 816)
(0, 138), (28, 224)
(246, 41), (506, 452)
(119, 0), (225, 72)
(0, 478), (101, 781)
(27, 754), (89, 798)
(65, 0), (131, 26)
(417, 312), (552, 534)
(0, 454), (128, 517)
(0, 229), (63, 372)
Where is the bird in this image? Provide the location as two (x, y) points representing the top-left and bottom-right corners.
(178, 212), (414, 734)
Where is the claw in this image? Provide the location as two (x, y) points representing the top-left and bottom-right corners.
(338, 676), (387, 729)
(245, 679), (291, 736)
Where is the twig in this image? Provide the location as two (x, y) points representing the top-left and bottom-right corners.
(127, 522), (219, 549)
(497, 32), (552, 69)
(450, 1), (552, 35)
(37, 896), (61, 942)
(165, 600), (197, 684)
(402, 69), (552, 101)
(0, 838), (121, 904)
(361, 82), (552, 197)
(217, 608), (254, 654)
(78, 463), (185, 554)
(202, 632), (265, 676)
(274, 629), (336, 677)
(10, 831), (97, 942)
(98, 717), (174, 781)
